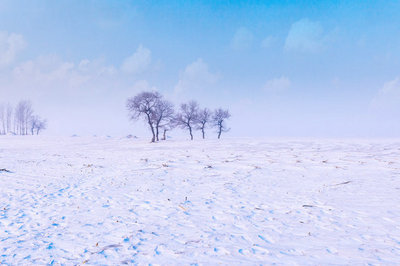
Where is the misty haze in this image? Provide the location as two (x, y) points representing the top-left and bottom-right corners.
(1, 1), (400, 265)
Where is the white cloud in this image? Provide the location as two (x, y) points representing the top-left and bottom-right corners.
(263, 76), (291, 92)
(121, 45), (151, 74)
(130, 80), (157, 92)
(372, 77), (400, 110)
(174, 58), (219, 94)
(11, 55), (117, 90)
(77, 58), (117, 76)
(13, 56), (75, 86)
(0, 31), (26, 67)
(261, 36), (275, 49)
(284, 18), (326, 53)
(231, 27), (254, 50)
(380, 77), (400, 95)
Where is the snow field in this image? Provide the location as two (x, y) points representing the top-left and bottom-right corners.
(1, 136), (400, 264)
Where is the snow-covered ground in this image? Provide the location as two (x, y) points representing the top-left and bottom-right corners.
(1, 136), (400, 265)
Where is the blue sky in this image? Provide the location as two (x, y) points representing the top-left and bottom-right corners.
(1, 0), (400, 137)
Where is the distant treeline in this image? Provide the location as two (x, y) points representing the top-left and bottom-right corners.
(127, 91), (230, 142)
(0, 101), (47, 135)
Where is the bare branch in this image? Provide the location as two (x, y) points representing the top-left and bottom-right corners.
(126, 91), (162, 142)
(212, 108), (231, 139)
(175, 100), (199, 140)
(195, 108), (211, 139)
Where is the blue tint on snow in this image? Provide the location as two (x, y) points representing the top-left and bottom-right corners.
(154, 246), (160, 255)
(258, 235), (270, 244)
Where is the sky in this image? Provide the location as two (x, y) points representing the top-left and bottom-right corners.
(1, 0), (400, 138)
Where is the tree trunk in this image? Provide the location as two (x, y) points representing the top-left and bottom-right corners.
(202, 127), (205, 139)
(150, 125), (155, 142)
(146, 113), (155, 142)
(155, 123), (159, 142)
(218, 125), (222, 139)
(2, 119), (5, 135)
(162, 129), (167, 140)
(189, 126), (193, 140)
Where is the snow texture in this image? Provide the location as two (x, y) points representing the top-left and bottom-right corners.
(1, 136), (400, 265)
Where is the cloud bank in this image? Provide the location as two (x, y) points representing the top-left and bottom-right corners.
(231, 27), (254, 50)
(121, 45), (151, 74)
(174, 58), (219, 95)
(264, 76), (291, 92)
(285, 19), (326, 53)
(0, 31), (26, 67)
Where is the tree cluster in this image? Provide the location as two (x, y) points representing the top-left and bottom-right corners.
(126, 91), (230, 142)
(0, 100), (47, 135)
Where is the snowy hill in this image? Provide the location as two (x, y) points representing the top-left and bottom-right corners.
(1, 136), (400, 264)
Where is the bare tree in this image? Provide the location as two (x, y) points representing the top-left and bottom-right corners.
(195, 108), (211, 139)
(161, 119), (177, 140)
(0, 104), (5, 135)
(152, 99), (174, 141)
(30, 116), (36, 135)
(24, 102), (34, 135)
(30, 116), (39, 135)
(14, 101), (24, 135)
(175, 101), (199, 140)
(0, 102), (46, 135)
(14, 100), (34, 135)
(6, 104), (12, 134)
(126, 91), (162, 142)
(32, 116), (47, 135)
(213, 108), (231, 139)
(30, 115), (47, 135)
